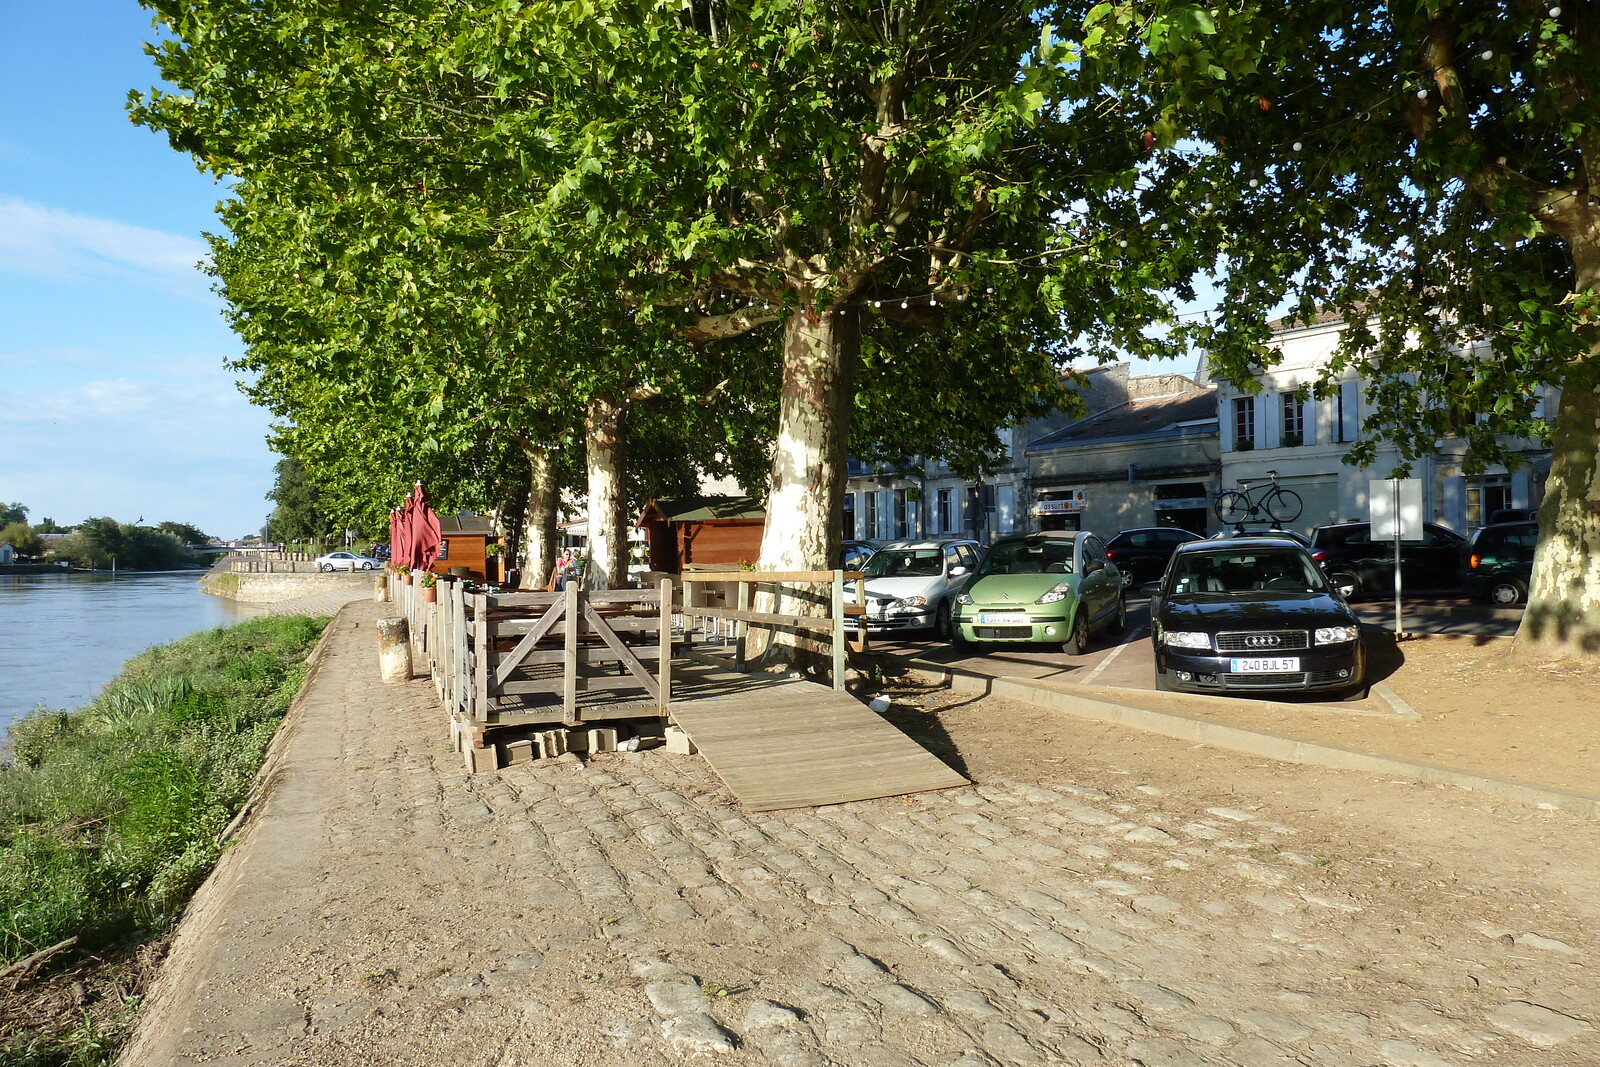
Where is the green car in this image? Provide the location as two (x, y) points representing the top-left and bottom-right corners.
(952, 531), (1127, 655)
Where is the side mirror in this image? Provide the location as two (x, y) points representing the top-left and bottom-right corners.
(1141, 581), (1162, 596)
(949, 565), (968, 577)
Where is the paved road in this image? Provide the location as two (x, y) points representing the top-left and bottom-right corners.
(125, 600), (1596, 1066)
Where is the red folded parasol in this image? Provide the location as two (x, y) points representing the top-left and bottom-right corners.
(411, 482), (443, 572)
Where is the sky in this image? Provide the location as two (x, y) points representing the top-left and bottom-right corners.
(0, 4), (276, 540)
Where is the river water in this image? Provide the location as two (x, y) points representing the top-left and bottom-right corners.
(0, 571), (258, 732)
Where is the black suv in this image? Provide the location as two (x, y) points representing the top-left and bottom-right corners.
(1460, 521), (1537, 606)
(1309, 521), (1465, 600)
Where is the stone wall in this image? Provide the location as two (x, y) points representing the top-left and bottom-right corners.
(201, 569), (373, 604)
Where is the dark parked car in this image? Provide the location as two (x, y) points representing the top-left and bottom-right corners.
(1460, 520), (1537, 606)
(1105, 527), (1205, 587)
(1151, 536), (1365, 697)
(1309, 521), (1466, 600)
(1487, 508), (1538, 525)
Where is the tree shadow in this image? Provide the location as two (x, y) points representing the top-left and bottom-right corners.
(847, 656), (975, 780)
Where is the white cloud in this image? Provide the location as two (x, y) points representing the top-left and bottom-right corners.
(0, 197), (214, 301)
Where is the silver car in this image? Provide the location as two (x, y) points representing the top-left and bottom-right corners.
(313, 551), (380, 572)
(843, 538), (982, 640)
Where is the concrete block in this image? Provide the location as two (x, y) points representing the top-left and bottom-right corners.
(466, 742), (499, 774)
(503, 739), (535, 765)
(536, 729), (569, 759)
(585, 728), (619, 753)
(376, 617), (411, 683)
(664, 726), (697, 755)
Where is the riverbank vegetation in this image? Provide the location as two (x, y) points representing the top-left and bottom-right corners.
(0, 614), (325, 1064)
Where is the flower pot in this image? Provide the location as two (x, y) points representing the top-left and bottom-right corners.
(422, 585), (437, 603)
(404, 574), (414, 585)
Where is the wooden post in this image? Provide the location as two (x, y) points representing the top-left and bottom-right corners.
(682, 578), (697, 650)
(563, 581), (580, 724)
(855, 574), (869, 654)
(734, 578), (750, 672)
(472, 591), (490, 723)
(658, 577), (673, 718)
(831, 569), (846, 691)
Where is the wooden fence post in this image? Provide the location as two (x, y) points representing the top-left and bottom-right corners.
(832, 569), (846, 691)
(563, 581), (580, 724)
(658, 577), (673, 718)
(734, 579), (749, 672)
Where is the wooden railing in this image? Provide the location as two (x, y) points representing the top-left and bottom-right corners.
(676, 570), (867, 690)
(389, 569), (864, 770)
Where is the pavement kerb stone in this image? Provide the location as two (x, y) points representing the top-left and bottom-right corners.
(903, 658), (1600, 820)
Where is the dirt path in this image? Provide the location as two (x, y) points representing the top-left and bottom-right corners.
(121, 600), (1599, 1066)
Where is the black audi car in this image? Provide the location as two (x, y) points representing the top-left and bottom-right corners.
(1150, 536), (1366, 698)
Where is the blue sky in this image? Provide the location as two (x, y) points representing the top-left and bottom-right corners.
(0, 4), (275, 540)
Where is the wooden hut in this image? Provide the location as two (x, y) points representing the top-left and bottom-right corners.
(637, 496), (765, 572)
(429, 514), (497, 581)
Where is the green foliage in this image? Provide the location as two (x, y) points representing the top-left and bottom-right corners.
(156, 521), (210, 546)
(0, 615), (324, 966)
(45, 520), (195, 571)
(1089, 1), (1599, 472)
(0, 522), (42, 557)
(266, 455), (331, 545)
(0, 502), (25, 527)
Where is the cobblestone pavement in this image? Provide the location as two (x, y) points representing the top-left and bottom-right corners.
(125, 601), (1598, 1067)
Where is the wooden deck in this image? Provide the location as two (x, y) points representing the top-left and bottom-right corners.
(668, 663), (969, 811)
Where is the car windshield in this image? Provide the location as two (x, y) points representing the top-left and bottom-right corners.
(976, 540), (1074, 578)
(861, 549), (944, 578)
(1168, 549), (1327, 596)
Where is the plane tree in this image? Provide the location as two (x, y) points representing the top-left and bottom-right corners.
(134, 0), (1226, 652)
(1083, 1), (1600, 657)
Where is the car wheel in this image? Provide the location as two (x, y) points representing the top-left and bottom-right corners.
(1328, 570), (1360, 601)
(1062, 610), (1091, 656)
(1486, 578), (1526, 606)
(934, 600), (953, 641)
(1339, 684), (1371, 702)
(1113, 595), (1128, 634)
(320, 563), (333, 572)
(1154, 669), (1173, 692)
(361, 561), (374, 570)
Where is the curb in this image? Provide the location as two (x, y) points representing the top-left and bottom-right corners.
(902, 658), (1600, 820)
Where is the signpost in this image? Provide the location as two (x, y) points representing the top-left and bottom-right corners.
(1370, 478), (1423, 635)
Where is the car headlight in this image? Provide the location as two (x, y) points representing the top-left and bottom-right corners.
(892, 596), (927, 610)
(1164, 631), (1212, 649)
(1314, 625), (1359, 645)
(1035, 582), (1073, 605)
(955, 592), (973, 605)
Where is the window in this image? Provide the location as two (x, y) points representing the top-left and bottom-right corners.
(892, 489), (909, 539)
(936, 488), (951, 534)
(1232, 396), (1256, 450)
(1280, 391), (1305, 447)
(1466, 478), (1512, 530)
(864, 491), (879, 539)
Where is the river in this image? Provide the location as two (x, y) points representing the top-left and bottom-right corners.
(0, 570), (258, 732)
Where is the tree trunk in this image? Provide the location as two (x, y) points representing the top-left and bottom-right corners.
(746, 308), (860, 669)
(584, 392), (629, 591)
(1514, 378), (1600, 660)
(520, 445), (559, 591)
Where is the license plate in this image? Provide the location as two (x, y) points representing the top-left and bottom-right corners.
(978, 612), (1030, 625)
(1230, 657), (1300, 673)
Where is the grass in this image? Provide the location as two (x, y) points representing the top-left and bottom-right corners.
(0, 614), (325, 1064)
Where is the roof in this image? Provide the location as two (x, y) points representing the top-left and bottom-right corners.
(640, 496), (766, 523)
(437, 515), (496, 535)
(1030, 388), (1217, 450)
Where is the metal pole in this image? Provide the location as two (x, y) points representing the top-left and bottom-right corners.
(1392, 479), (1404, 637)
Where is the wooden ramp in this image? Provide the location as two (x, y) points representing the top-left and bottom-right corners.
(668, 664), (969, 812)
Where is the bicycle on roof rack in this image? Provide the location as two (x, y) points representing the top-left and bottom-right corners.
(1214, 469), (1303, 525)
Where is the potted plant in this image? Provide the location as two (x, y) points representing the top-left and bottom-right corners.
(419, 570), (438, 602)
(397, 564), (413, 584)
